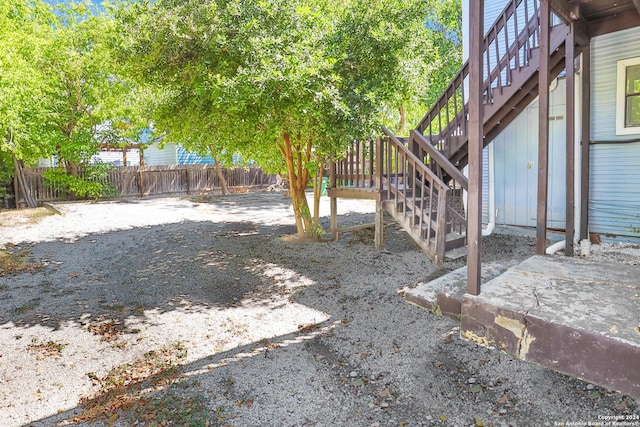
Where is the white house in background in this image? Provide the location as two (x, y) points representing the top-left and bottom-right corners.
(91, 148), (141, 166)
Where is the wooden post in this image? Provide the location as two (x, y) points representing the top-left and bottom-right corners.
(185, 167), (190, 195)
(374, 199), (384, 249)
(565, 26), (576, 256)
(374, 138), (384, 248)
(467, 0), (484, 295)
(138, 169), (145, 198)
(536, 0), (551, 255)
(580, 45), (591, 242)
(329, 158), (338, 241)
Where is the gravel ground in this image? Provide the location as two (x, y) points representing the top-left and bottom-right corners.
(0, 192), (638, 427)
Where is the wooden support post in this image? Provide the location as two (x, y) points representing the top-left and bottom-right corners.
(579, 45), (591, 242)
(185, 167), (191, 195)
(138, 169), (145, 198)
(536, 0), (551, 255)
(467, 0), (484, 296)
(329, 159), (338, 241)
(565, 26), (576, 256)
(374, 199), (384, 249)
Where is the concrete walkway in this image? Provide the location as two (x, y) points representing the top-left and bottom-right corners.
(406, 255), (640, 398)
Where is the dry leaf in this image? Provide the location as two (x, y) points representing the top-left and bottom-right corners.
(615, 400), (627, 410)
(439, 414), (448, 422)
(496, 394), (509, 404)
(378, 387), (390, 398)
(475, 418), (485, 427)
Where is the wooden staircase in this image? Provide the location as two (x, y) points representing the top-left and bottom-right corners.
(330, 0), (575, 264)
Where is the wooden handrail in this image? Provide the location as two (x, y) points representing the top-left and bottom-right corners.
(410, 130), (468, 191)
(381, 127), (449, 190)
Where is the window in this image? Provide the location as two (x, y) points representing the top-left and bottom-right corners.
(616, 57), (640, 135)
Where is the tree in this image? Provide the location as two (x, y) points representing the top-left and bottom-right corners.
(36, 1), (147, 198)
(119, 0), (461, 237)
(0, 0), (55, 164)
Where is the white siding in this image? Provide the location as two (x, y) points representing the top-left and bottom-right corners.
(591, 27), (640, 142)
(589, 143), (640, 238)
(143, 143), (178, 165)
(492, 79), (567, 228)
(463, 0), (508, 61)
(589, 27), (640, 239)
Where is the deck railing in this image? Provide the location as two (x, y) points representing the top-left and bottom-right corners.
(330, 130), (467, 262)
(416, 0), (542, 163)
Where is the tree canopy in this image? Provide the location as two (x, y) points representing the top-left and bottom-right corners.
(117, 0), (461, 236)
(1, 0), (461, 231)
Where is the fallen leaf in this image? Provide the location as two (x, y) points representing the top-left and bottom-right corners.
(360, 353), (369, 360)
(352, 378), (364, 387)
(433, 361), (443, 368)
(588, 391), (601, 399)
(615, 400), (627, 410)
(478, 359), (487, 366)
(475, 418), (485, 427)
(496, 394), (509, 404)
(400, 422), (409, 426)
(470, 384), (483, 393)
(378, 387), (390, 398)
(439, 414), (448, 422)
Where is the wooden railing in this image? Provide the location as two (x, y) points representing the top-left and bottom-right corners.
(416, 0), (542, 162)
(332, 140), (378, 191)
(380, 127), (467, 262)
(331, 130), (467, 261)
(20, 165), (278, 203)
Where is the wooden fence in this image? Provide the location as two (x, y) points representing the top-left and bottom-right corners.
(20, 165), (280, 203)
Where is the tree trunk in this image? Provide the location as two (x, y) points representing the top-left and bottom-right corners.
(397, 104), (407, 135)
(212, 154), (230, 195)
(279, 132), (316, 238)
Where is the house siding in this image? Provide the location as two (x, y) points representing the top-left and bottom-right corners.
(590, 27), (640, 142)
(144, 143), (178, 166)
(589, 143), (640, 238)
(589, 27), (640, 239)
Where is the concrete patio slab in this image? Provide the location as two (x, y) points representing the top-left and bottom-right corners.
(406, 255), (640, 398)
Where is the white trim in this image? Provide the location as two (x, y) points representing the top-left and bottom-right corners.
(616, 57), (640, 135)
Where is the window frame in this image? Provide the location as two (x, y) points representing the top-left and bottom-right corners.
(616, 57), (640, 135)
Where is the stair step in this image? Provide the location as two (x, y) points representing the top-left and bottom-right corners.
(445, 245), (467, 261)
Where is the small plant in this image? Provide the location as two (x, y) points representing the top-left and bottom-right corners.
(43, 163), (118, 200)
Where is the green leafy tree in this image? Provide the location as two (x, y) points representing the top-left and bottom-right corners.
(37, 1), (146, 198)
(0, 0), (55, 164)
(119, 0), (461, 236)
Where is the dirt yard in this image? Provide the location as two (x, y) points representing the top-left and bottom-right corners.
(0, 192), (638, 427)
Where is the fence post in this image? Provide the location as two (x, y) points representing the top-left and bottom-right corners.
(138, 169), (144, 198)
(185, 167), (190, 195)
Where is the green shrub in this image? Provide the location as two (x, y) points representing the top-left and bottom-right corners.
(0, 152), (13, 203)
(44, 163), (119, 200)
